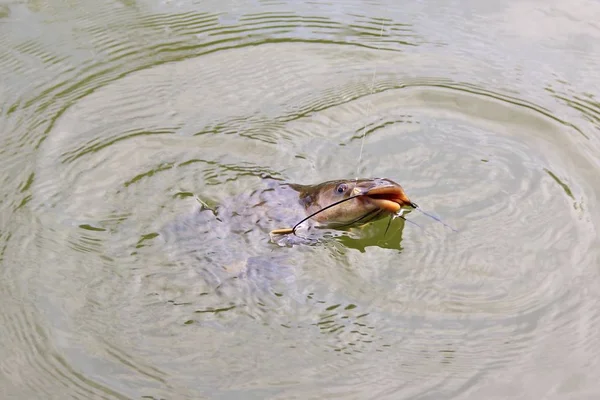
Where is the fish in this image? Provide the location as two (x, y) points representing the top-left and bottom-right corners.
(158, 177), (415, 290)
(270, 178), (415, 237)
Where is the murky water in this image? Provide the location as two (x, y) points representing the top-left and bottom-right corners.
(1, 0), (600, 398)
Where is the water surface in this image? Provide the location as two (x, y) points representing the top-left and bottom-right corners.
(1, 0), (600, 399)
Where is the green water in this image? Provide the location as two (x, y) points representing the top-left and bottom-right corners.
(1, 0), (600, 399)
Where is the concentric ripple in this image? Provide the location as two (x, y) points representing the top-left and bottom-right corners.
(1, 0), (600, 399)
(27, 41), (600, 399)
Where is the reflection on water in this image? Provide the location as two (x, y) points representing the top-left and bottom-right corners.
(1, 0), (600, 399)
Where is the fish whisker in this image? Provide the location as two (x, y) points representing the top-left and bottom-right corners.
(411, 203), (457, 232)
(290, 194), (364, 235)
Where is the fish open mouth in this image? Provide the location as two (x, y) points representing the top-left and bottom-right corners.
(363, 186), (413, 213)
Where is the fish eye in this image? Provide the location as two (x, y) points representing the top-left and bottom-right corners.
(335, 183), (348, 194)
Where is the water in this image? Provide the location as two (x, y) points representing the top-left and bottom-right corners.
(1, 0), (600, 399)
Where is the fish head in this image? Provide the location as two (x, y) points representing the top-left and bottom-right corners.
(291, 178), (414, 228)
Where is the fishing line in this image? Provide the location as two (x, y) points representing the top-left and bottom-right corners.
(355, 19), (386, 179)
(347, 21), (455, 235)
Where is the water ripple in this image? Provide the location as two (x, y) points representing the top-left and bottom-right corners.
(1, 1), (599, 399)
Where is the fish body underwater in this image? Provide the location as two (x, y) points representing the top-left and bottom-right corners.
(159, 177), (414, 291)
